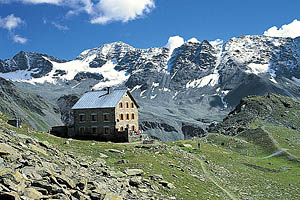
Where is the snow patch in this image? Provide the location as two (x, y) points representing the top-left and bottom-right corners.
(71, 82), (81, 88)
(186, 73), (219, 88)
(140, 90), (146, 97)
(272, 39), (282, 47)
(269, 77), (277, 84)
(292, 76), (300, 83)
(269, 68), (276, 78)
(221, 97), (228, 109)
(80, 49), (91, 57)
(172, 91), (178, 99)
(246, 63), (278, 82)
(221, 90), (230, 95)
(187, 38), (200, 43)
(150, 94), (157, 99)
(152, 82), (159, 88)
(246, 63), (269, 75)
(162, 88), (170, 92)
(0, 54), (129, 90)
(131, 85), (142, 92)
(209, 39), (223, 47)
(0, 70), (33, 81)
(92, 59), (129, 90)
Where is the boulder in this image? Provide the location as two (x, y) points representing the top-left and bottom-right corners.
(125, 169), (144, 176)
(104, 192), (123, 200)
(23, 188), (43, 200)
(159, 180), (176, 189)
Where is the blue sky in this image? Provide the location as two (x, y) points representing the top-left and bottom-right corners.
(1, 0), (300, 60)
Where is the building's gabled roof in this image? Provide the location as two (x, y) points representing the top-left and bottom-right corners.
(72, 89), (128, 110)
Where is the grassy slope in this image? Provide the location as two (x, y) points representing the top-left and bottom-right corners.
(1, 94), (300, 200)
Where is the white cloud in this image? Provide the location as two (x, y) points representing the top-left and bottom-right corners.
(165, 36), (185, 54)
(0, 14), (24, 31)
(264, 19), (300, 38)
(0, 14), (27, 44)
(21, 0), (61, 4)
(3, 0), (155, 25)
(52, 22), (69, 31)
(91, 0), (155, 24)
(13, 34), (28, 44)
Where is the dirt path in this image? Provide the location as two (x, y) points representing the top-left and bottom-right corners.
(261, 126), (299, 161)
(191, 153), (238, 200)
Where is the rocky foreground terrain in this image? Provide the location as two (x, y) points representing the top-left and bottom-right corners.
(1, 94), (300, 199)
(0, 114), (172, 199)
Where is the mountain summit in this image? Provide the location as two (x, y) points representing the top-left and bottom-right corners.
(1, 35), (300, 141)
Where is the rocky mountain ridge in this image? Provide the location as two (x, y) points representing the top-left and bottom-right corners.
(1, 35), (300, 141)
(209, 93), (300, 136)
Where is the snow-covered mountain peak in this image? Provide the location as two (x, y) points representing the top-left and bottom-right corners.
(1, 34), (300, 100)
(77, 41), (134, 61)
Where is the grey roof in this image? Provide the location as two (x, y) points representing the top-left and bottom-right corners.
(72, 89), (127, 110)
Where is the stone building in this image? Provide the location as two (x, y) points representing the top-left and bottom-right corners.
(70, 88), (140, 142)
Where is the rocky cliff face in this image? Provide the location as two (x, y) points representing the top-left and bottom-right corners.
(1, 35), (300, 141)
(0, 51), (67, 78)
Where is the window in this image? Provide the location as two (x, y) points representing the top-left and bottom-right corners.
(79, 114), (85, 122)
(91, 114), (97, 122)
(131, 113), (135, 120)
(131, 125), (135, 131)
(103, 114), (110, 121)
(120, 114), (124, 120)
(120, 126), (124, 131)
(126, 102), (129, 108)
(126, 113), (130, 120)
(91, 127), (97, 134)
(103, 127), (110, 134)
(119, 102), (123, 108)
(131, 103), (134, 108)
(80, 127), (85, 134)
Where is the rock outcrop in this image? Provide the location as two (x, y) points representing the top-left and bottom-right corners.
(0, 117), (162, 200)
